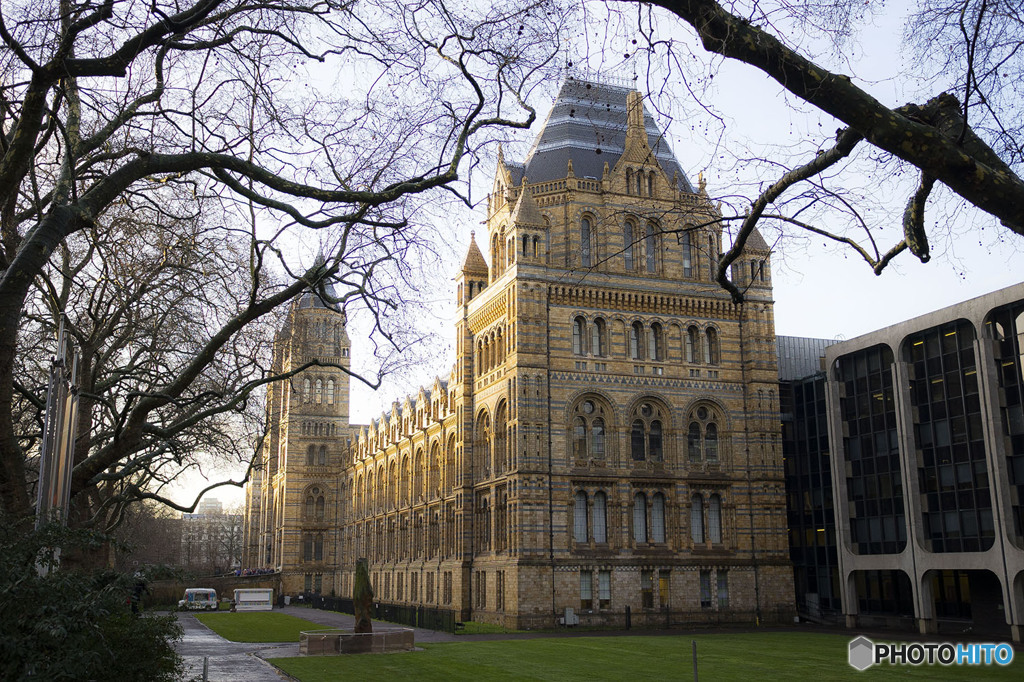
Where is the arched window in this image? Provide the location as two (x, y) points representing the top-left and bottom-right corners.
(574, 491), (588, 543)
(625, 168), (633, 194)
(591, 318), (606, 357)
(305, 492), (316, 519)
(573, 417), (587, 460)
(631, 420), (645, 461)
(572, 317), (586, 355)
(705, 328), (720, 365)
(315, 379), (323, 404)
(648, 420), (663, 462)
(691, 495), (705, 543)
(475, 413), (491, 480)
(686, 326), (701, 364)
(624, 221), (636, 270)
(523, 234), (530, 256)
(633, 493), (648, 543)
(494, 403), (508, 475)
(303, 378), (311, 403)
(327, 379), (335, 405)
(303, 534), (313, 561)
(705, 423), (718, 462)
(645, 222), (657, 273)
(591, 418), (605, 459)
(635, 169), (643, 195)
(593, 492), (607, 543)
(707, 234), (718, 280)
(709, 494), (722, 544)
(682, 230), (693, 277)
(581, 217), (592, 267)
(688, 423), (701, 462)
(651, 493), (666, 543)
(648, 323), (664, 361)
(630, 322), (643, 360)
(318, 445), (327, 466)
(314, 533), (324, 561)
(647, 172), (654, 197)
(306, 444), (316, 466)
(316, 494), (325, 520)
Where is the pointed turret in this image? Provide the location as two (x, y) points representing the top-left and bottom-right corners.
(457, 231), (489, 305)
(509, 183), (543, 228)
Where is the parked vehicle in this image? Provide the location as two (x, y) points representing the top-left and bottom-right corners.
(233, 588), (273, 611)
(178, 588), (218, 611)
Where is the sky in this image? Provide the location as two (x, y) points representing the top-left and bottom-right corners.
(175, 0), (1024, 511)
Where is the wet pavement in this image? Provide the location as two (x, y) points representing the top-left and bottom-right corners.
(175, 612), (291, 681)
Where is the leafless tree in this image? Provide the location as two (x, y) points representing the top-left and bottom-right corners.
(1, 0), (569, 522)
(606, 0), (1024, 301)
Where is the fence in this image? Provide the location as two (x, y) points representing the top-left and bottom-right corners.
(307, 593), (458, 633)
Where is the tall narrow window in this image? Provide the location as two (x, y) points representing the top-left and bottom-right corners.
(303, 378), (311, 402)
(636, 170), (643, 196)
(307, 444), (316, 466)
(708, 234), (718, 280)
(580, 570), (593, 609)
(327, 379), (335, 405)
(572, 317), (586, 355)
(315, 379), (323, 404)
(598, 570), (611, 608)
(316, 495), (325, 520)
(573, 417), (587, 460)
(623, 221), (636, 270)
(648, 420), (663, 462)
(318, 445), (327, 466)
(709, 494), (722, 543)
(593, 492), (607, 543)
(688, 423), (701, 462)
(706, 328), (720, 365)
(592, 418), (605, 459)
(705, 423), (718, 462)
(641, 570), (654, 608)
(581, 217), (592, 267)
(630, 322), (643, 360)
(700, 570), (713, 608)
(574, 491), (588, 543)
(691, 495), (705, 543)
(686, 326), (701, 363)
(647, 172), (654, 197)
(592, 318), (606, 357)
(314, 534), (324, 561)
(651, 493), (666, 543)
(649, 323), (664, 361)
(633, 493), (648, 543)
(631, 420), (646, 461)
(645, 222), (657, 273)
(682, 231), (693, 277)
(626, 168), (633, 194)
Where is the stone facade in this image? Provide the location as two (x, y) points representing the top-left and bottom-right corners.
(244, 79), (796, 628)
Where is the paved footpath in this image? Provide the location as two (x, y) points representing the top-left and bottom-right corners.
(175, 612), (291, 681)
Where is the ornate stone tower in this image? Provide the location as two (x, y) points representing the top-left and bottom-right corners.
(248, 276), (355, 594)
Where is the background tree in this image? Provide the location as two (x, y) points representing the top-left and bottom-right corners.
(605, 0), (1024, 300)
(0, 1), (568, 523)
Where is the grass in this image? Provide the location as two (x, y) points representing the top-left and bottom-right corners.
(455, 621), (524, 635)
(195, 612), (328, 642)
(269, 632), (1021, 682)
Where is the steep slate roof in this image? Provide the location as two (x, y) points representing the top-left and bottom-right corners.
(509, 185), (544, 226)
(297, 250), (342, 312)
(744, 227), (771, 252)
(521, 78), (693, 192)
(461, 232), (489, 273)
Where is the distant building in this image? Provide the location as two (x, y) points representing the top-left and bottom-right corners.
(182, 498), (243, 575)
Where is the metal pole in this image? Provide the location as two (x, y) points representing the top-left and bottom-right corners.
(692, 639), (698, 682)
(202, 656), (208, 681)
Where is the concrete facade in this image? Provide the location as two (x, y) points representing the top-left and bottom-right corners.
(823, 282), (1024, 641)
(244, 79), (795, 629)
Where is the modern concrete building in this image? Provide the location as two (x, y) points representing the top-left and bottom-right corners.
(819, 284), (1024, 641)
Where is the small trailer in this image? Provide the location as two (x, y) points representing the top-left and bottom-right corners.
(233, 588), (274, 611)
(178, 588), (218, 611)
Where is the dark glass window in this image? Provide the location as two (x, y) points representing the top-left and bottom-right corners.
(986, 301), (1024, 545)
(905, 320), (993, 552)
(835, 344), (907, 554)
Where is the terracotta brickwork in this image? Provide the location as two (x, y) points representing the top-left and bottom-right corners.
(244, 80), (795, 628)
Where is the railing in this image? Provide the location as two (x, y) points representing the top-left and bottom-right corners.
(307, 593), (458, 633)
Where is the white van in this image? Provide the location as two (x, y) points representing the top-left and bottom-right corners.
(178, 587), (218, 611)
(233, 588), (274, 611)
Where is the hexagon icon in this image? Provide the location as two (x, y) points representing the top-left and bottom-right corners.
(848, 636), (875, 671)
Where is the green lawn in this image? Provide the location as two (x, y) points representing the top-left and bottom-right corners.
(194, 612), (327, 642)
(269, 632), (1021, 682)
